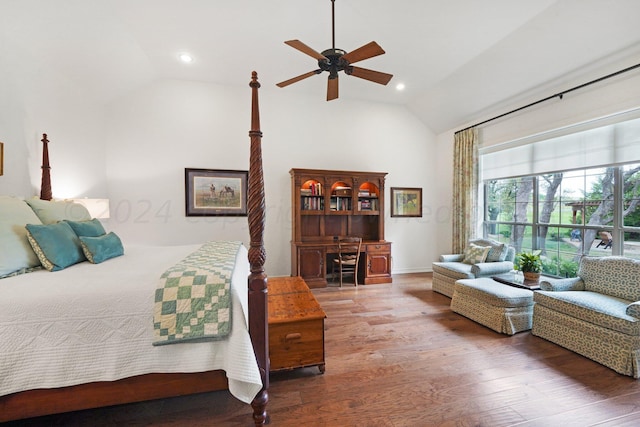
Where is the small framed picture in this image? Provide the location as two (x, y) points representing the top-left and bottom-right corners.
(390, 187), (422, 217)
(185, 168), (248, 216)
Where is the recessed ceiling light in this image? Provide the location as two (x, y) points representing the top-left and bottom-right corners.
(179, 53), (194, 63)
(395, 83), (405, 91)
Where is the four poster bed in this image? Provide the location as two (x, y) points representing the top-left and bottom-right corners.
(0, 73), (269, 425)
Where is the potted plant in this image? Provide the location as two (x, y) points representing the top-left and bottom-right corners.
(517, 250), (542, 281)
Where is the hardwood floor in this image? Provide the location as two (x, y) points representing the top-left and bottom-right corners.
(8, 273), (640, 426)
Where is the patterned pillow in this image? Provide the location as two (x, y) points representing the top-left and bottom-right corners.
(471, 238), (508, 262)
(79, 232), (124, 264)
(462, 243), (491, 265)
(25, 222), (85, 271)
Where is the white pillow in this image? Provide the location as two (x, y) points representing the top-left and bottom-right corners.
(0, 196), (43, 277)
(25, 198), (91, 224)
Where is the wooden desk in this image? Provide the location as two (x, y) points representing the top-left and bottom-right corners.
(292, 240), (392, 288)
(268, 276), (326, 373)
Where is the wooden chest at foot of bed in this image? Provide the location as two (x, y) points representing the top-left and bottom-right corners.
(268, 276), (326, 373)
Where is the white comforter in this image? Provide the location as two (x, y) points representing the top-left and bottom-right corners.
(0, 243), (262, 404)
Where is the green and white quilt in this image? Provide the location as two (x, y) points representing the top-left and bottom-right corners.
(153, 241), (242, 345)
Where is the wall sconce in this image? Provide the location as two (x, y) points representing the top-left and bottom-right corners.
(72, 198), (110, 219)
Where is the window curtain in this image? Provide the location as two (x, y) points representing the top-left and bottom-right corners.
(452, 128), (478, 253)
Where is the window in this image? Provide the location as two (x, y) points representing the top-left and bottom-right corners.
(484, 164), (640, 277)
(481, 112), (640, 277)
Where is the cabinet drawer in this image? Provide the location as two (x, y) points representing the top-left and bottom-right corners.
(365, 242), (391, 253)
(269, 319), (324, 371)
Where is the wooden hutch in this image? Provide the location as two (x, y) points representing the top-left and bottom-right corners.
(290, 168), (392, 288)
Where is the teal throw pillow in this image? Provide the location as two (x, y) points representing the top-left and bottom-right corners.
(65, 218), (106, 237)
(80, 232), (124, 264)
(25, 222), (85, 271)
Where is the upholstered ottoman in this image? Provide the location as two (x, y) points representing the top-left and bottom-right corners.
(451, 278), (535, 335)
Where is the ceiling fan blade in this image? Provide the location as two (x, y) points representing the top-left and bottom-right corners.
(327, 76), (339, 101)
(348, 66), (393, 85)
(276, 70), (322, 88)
(284, 40), (328, 61)
(341, 41), (385, 64)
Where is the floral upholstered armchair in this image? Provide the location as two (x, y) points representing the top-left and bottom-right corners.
(432, 238), (516, 298)
(532, 256), (640, 378)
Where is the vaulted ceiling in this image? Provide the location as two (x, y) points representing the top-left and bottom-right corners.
(3, 0), (640, 133)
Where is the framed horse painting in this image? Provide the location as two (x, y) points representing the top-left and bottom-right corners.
(185, 168), (248, 216)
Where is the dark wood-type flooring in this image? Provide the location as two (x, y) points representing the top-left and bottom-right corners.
(7, 273), (640, 426)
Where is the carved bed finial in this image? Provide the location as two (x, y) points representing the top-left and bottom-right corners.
(40, 134), (52, 201)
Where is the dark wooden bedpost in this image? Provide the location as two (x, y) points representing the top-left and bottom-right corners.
(247, 71), (269, 426)
(40, 134), (52, 200)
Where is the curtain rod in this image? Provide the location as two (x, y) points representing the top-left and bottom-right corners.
(455, 61), (640, 135)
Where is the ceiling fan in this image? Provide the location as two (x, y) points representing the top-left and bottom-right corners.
(276, 0), (393, 101)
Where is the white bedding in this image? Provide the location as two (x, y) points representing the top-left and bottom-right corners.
(0, 243), (262, 404)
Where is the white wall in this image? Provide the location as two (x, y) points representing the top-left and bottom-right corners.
(0, 48), (438, 279)
(0, 21), (107, 200)
(104, 78), (437, 277)
(480, 73), (640, 150)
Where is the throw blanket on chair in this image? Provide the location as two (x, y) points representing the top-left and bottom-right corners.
(153, 241), (242, 345)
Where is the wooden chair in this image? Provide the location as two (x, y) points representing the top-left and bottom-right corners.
(596, 231), (613, 249)
(332, 237), (362, 287)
